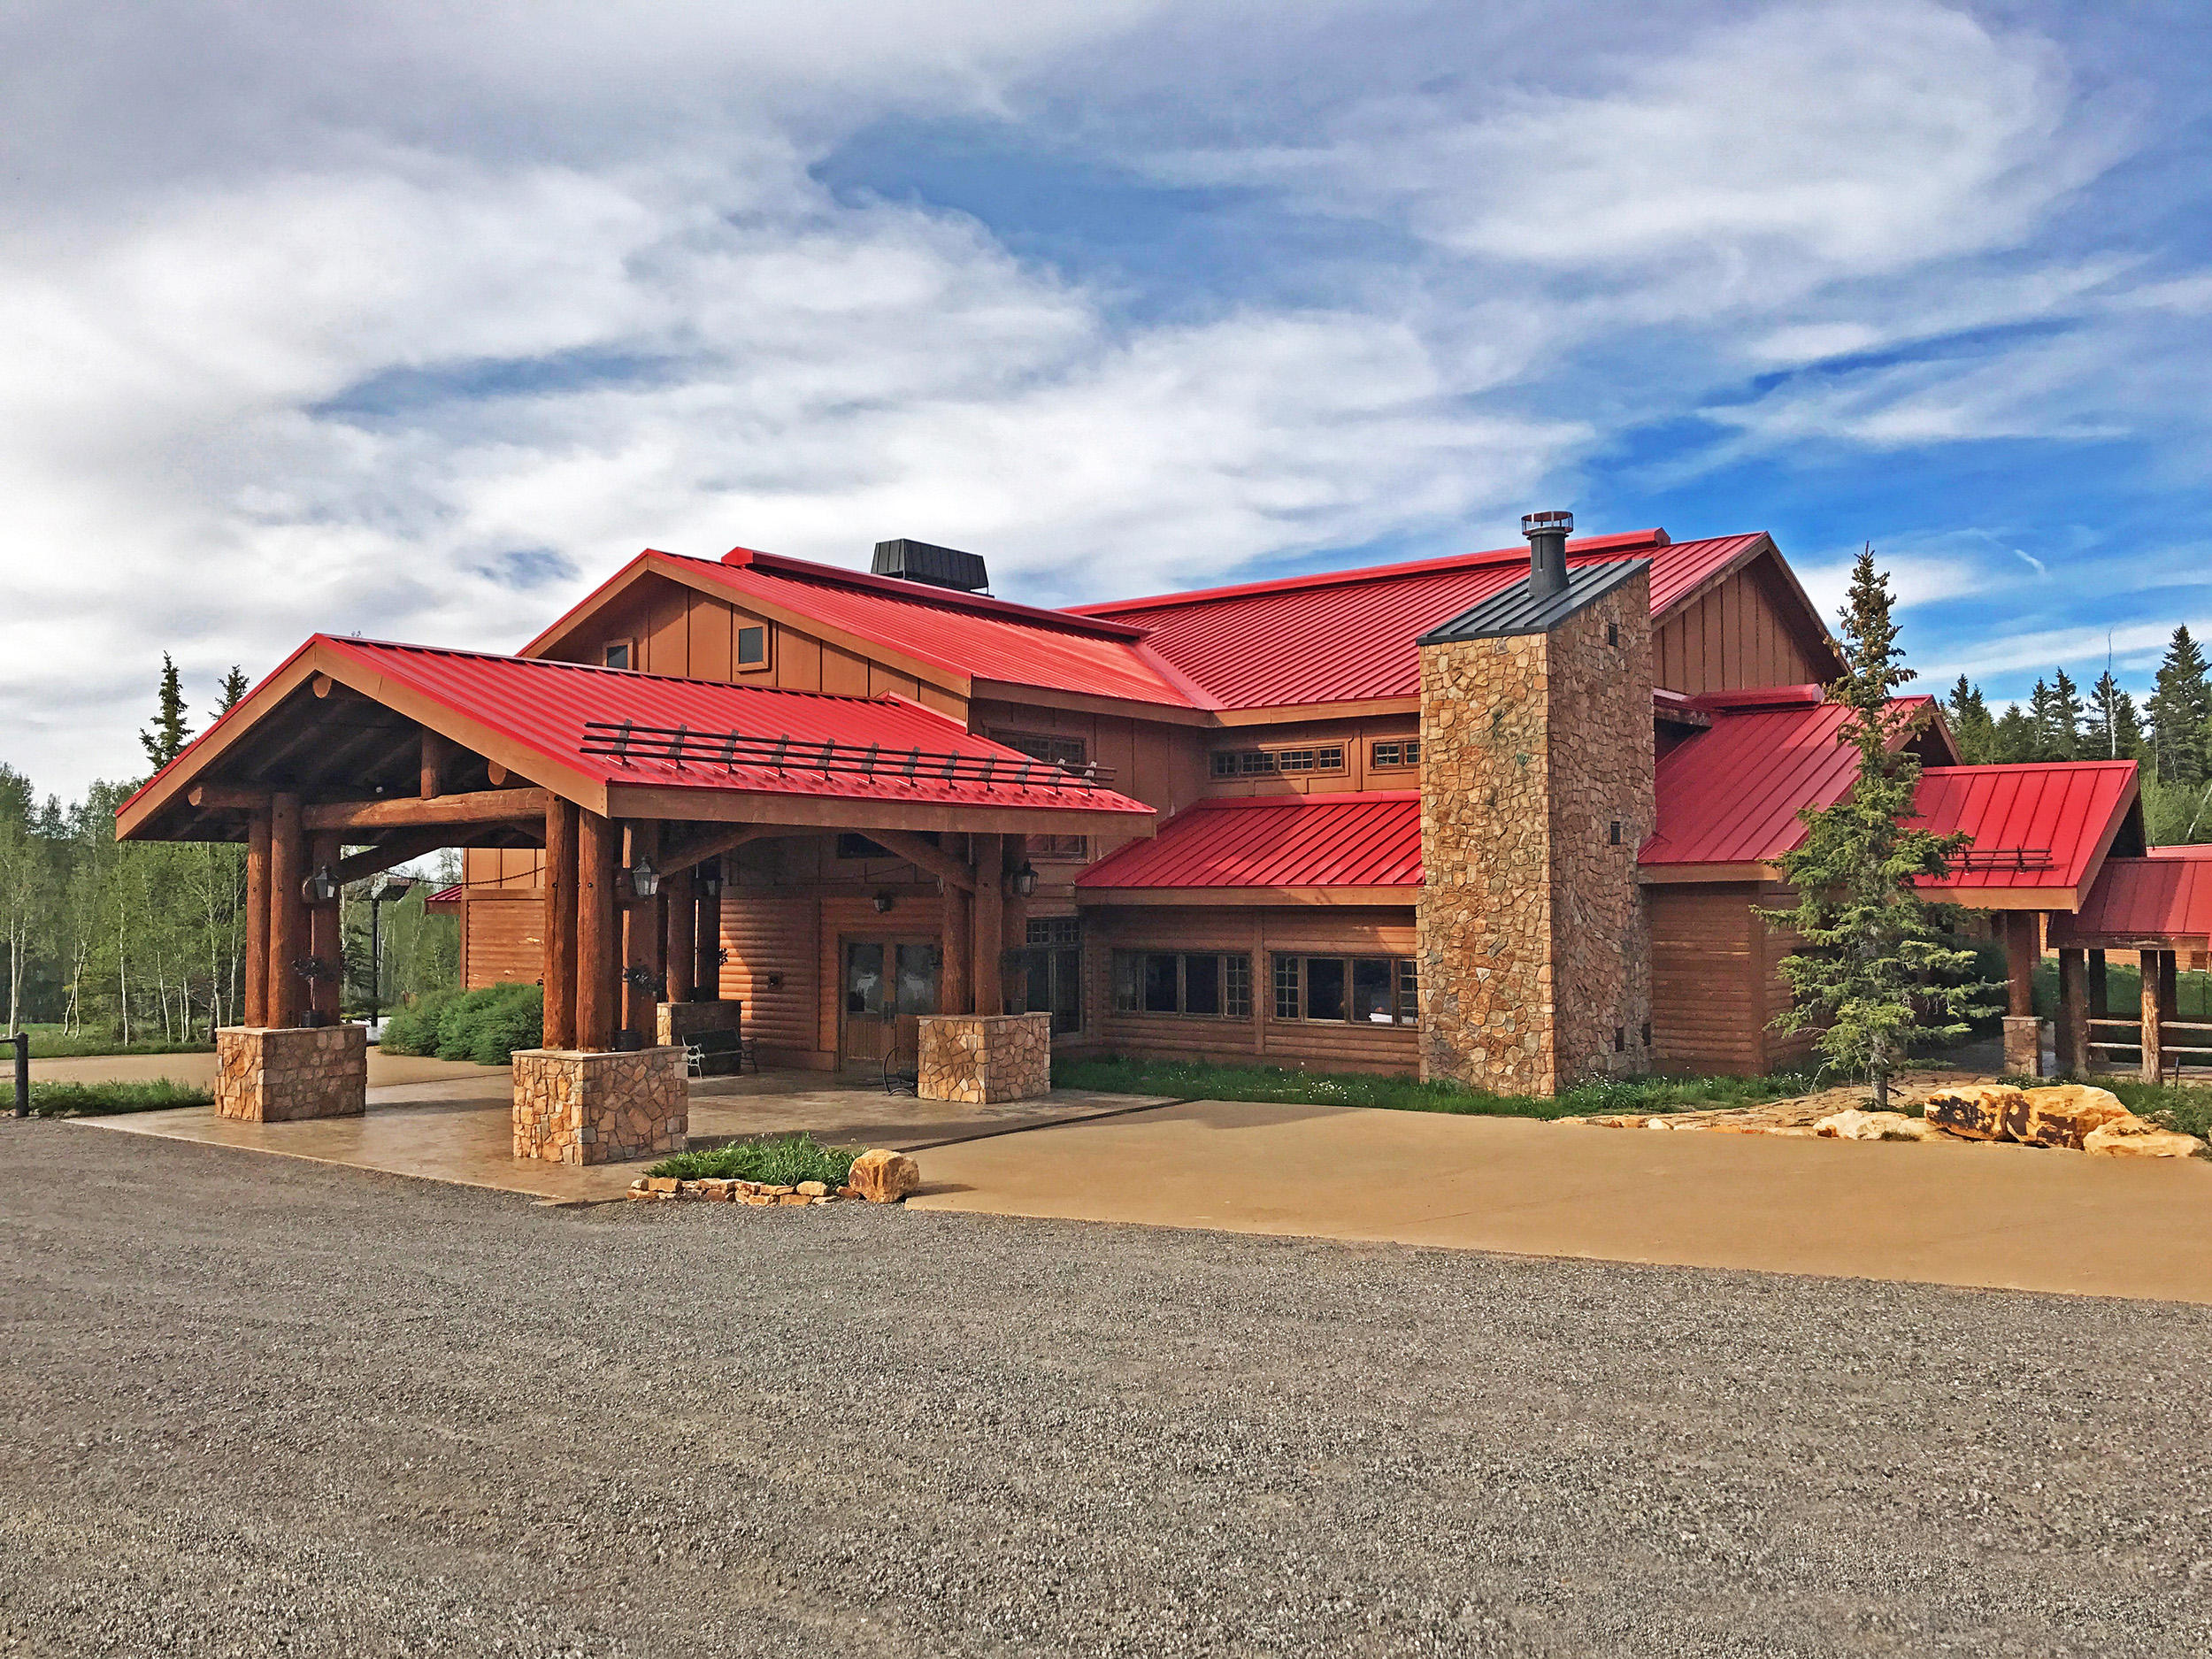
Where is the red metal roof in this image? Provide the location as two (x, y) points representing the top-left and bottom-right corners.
(216, 636), (1155, 820)
(1071, 532), (1778, 709)
(1910, 762), (2138, 898)
(2051, 846), (2212, 947)
(1643, 696), (2137, 902)
(1075, 792), (1423, 891)
(680, 551), (1207, 709)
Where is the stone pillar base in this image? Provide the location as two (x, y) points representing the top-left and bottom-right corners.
(2002, 1015), (2047, 1079)
(917, 1012), (1053, 1104)
(215, 1025), (367, 1122)
(511, 1047), (687, 1164)
(655, 1000), (741, 1047)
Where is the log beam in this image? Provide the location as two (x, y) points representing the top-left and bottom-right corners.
(420, 731), (451, 799)
(303, 787), (551, 832)
(332, 829), (450, 887)
(659, 824), (772, 877)
(866, 827), (977, 894)
(188, 784), (267, 811)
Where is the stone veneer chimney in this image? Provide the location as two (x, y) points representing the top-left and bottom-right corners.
(1413, 516), (1655, 1095)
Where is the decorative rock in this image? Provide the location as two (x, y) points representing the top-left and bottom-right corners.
(849, 1148), (920, 1203)
(2009, 1085), (2134, 1149)
(1814, 1109), (1929, 1141)
(511, 1046), (687, 1165)
(795, 1180), (829, 1197)
(2083, 1120), (2208, 1159)
(777, 1194), (810, 1206)
(214, 1025), (369, 1123)
(1923, 1084), (2025, 1141)
(646, 1176), (680, 1194)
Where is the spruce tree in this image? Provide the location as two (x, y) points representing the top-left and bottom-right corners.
(1945, 676), (1995, 764)
(213, 666), (250, 717)
(2027, 679), (2057, 761)
(1992, 703), (2035, 764)
(1766, 548), (1993, 1110)
(2085, 671), (2143, 760)
(2146, 626), (2210, 785)
(139, 654), (192, 772)
(2048, 668), (2083, 761)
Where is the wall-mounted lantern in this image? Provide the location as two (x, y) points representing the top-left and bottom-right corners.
(872, 890), (896, 914)
(629, 859), (660, 899)
(1008, 862), (1041, 900)
(303, 865), (340, 904)
(697, 864), (723, 900)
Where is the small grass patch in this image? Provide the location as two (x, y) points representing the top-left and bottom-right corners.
(25, 1079), (215, 1117)
(1052, 1056), (1823, 1121)
(2082, 1077), (2212, 1140)
(647, 1133), (859, 1187)
(16, 1024), (213, 1059)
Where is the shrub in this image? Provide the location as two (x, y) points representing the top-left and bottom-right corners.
(379, 982), (541, 1064)
(647, 1133), (859, 1187)
(27, 1079), (214, 1116)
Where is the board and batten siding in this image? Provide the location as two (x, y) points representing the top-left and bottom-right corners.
(1076, 904), (1420, 1075)
(459, 889), (544, 990)
(1651, 561), (1831, 696)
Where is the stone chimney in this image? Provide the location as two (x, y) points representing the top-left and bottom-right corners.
(1413, 518), (1654, 1095)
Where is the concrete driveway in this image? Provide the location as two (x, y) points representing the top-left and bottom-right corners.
(910, 1098), (2212, 1303)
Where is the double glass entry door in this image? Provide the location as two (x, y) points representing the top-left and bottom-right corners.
(841, 939), (942, 1066)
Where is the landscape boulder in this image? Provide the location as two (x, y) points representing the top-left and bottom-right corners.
(849, 1148), (920, 1203)
(2007, 1085), (2135, 1149)
(1815, 1110), (1944, 1142)
(1923, 1084), (2025, 1141)
(2081, 1118), (2208, 1159)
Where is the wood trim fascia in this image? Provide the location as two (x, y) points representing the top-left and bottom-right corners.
(603, 783), (1156, 839)
(1071, 886), (1418, 908)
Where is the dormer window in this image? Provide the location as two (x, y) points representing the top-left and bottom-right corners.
(603, 641), (632, 670)
(736, 624), (769, 671)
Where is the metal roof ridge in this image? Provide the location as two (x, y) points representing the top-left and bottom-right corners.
(1921, 758), (2139, 775)
(1185, 789), (1423, 810)
(1067, 529), (1692, 618)
(325, 634), (927, 703)
(695, 549), (1155, 641)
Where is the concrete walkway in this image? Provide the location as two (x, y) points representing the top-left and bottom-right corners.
(31, 1048), (501, 1092)
(909, 1099), (2212, 1303)
(79, 1071), (1175, 1203)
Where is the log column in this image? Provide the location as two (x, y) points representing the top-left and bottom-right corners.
(619, 822), (664, 1046)
(2057, 946), (2090, 1076)
(972, 832), (1004, 1018)
(664, 866), (695, 1005)
(243, 808), (271, 1027)
(2001, 910), (2044, 1078)
(308, 830), (343, 1025)
(2142, 949), (2165, 1084)
(268, 792), (306, 1027)
(577, 810), (619, 1052)
(2089, 949), (2108, 1018)
(695, 870), (723, 1002)
(941, 835), (973, 1017)
(1001, 833), (1031, 1015)
(542, 797), (579, 1051)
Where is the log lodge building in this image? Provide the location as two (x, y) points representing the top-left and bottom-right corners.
(119, 514), (2212, 1157)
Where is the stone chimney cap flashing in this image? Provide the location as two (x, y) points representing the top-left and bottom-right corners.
(1416, 559), (1649, 646)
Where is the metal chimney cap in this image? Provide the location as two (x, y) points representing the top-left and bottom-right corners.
(1520, 510), (1574, 540)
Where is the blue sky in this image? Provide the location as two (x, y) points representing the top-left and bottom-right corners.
(2, 0), (2208, 796)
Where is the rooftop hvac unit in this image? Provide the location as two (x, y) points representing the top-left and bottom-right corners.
(871, 538), (989, 594)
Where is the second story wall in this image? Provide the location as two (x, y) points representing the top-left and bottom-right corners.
(1652, 559), (1831, 695)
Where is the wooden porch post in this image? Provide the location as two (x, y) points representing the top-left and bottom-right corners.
(2141, 949), (2165, 1084)
(664, 865), (695, 1004)
(972, 832), (1004, 1018)
(243, 808), (271, 1027)
(308, 830), (343, 1024)
(2058, 947), (2089, 1075)
(2089, 949), (2108, 1018)
(941, 837), (973, 1017)
(2004, 912), (2038, 1017)
(1001, 833), (1030, 1014)
(577, 810), (619, 1051)
(2159, 949), (2180, 1022)
(695, 876), (722, 1002)
(622, 821), (663, 1045)
(268, 792), (305, 1027)
(542, 797), (579, 1050)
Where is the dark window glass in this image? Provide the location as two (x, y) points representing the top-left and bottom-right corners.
(736, 625), (767, 666)
(1305, 957), (1347, 1022)
(844, 942), (884, 1016)
(1396, 959), (1420, 1022)
(1142, 953), (1180, 1014)
(1184, 954), (1222, 1016)
(1352, 957), (1395, 1024)
(1113, 952), (1141, 1013)
(1224, 956), (1252, 1019)
(603, 641), (631, 670)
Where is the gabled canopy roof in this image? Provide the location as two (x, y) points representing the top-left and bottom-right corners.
(1075, 792), (1422, 902)
(520, 526), (1836, 718)
(118, 634), (1156, 844)
(2049, 846), (2212, 949)
(1641, 691), (2141, 910)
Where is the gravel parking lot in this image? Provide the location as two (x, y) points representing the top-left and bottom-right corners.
(4, 1117), (2209, 1658)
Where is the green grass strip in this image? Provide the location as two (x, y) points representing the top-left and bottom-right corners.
(647, 1133), (860, 1187)
(26, 1079), (215, 1117)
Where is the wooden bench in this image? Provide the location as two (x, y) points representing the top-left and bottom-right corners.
(684, 1028), (749, 1079)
